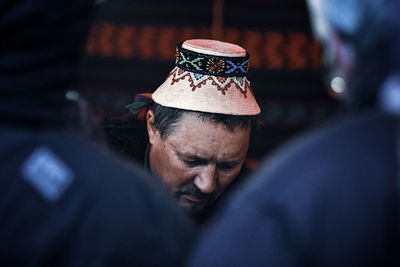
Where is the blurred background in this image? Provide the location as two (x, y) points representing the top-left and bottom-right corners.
(77, 0), (341, 168)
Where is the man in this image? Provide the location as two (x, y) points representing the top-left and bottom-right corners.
(0, 0), (196, 265)
(188, 0), (400, 266)
(109, 39), (260, 221)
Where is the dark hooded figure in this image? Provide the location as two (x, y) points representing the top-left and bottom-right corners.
(188, 0), (400, 266)
(0, 0), (196, 266)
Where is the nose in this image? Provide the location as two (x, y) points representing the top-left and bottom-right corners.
(193, 164), (217, 194)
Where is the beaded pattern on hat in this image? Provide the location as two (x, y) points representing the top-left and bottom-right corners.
(176, 45), (249, 77)
(167, 67), (251, 97)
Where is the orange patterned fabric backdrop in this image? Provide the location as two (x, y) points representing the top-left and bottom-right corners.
(86, 23), (322, 71)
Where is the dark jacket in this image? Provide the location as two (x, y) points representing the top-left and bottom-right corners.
(0, 127), (196, 266)
(188, 110), (400, 266)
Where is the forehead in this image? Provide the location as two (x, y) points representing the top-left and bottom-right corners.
(165, 113), (250, 160)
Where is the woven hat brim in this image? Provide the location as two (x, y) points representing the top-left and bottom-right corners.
(152, 68), (260, 116)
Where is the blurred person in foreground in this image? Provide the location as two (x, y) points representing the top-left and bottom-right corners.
(106, 39), (260, 223)
(187, 0), (400, 265)
(0, 0), (196, 266)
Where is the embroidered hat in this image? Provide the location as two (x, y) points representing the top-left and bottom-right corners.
(152, 39), (261, 115)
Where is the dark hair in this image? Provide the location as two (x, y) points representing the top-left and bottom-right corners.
(153, 103), (258, 140)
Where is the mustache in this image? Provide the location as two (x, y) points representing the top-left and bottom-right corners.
(175, 183), (216, 199)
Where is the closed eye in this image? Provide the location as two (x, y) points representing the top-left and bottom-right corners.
(182, 158), (207, 167)
(217, 162), (238, 171)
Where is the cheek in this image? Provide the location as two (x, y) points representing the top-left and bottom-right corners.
(164, 156), (197, 187)
(218, 165), (243, 190)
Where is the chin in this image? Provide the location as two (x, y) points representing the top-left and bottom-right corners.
(178, 199), (205, 217)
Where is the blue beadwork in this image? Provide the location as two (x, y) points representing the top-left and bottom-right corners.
(175, 42), (249, 77)
(194, 73), (205, 80)
(225, 60), (248, 74)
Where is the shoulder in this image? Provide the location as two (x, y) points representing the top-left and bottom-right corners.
(0, 128), (196, 265)
(188, 111), (399, 266)
(246, 110), (397, 201)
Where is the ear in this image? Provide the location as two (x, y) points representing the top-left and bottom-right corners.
(146, 109), (159, 145)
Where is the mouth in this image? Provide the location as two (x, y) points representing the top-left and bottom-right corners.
(181, 194), (210, 204)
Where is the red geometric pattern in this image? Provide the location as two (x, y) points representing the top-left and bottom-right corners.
(167, 67), (250, 97)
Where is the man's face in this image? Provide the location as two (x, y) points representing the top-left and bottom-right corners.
(148, 111), (250, 217)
